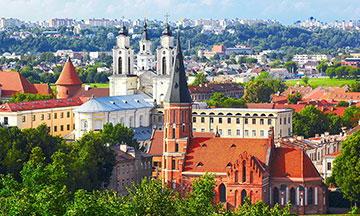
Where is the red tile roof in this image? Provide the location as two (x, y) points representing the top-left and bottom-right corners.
(55, 58), (83, 85)
(0, 97), (88, 112)
(271, 147), (320, 178)
(188, 83), (243, 94)
(72, 87), (109, 98)
(148, 130), (215, 156)
(0, 71), (54, 97)
(183, 137), (270, 173)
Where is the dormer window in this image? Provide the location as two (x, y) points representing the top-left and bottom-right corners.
(197, 162), (203, 167)
(226, 162), (231, 167)
(201, 144), (207, 147)
(231, 144), (236, 148)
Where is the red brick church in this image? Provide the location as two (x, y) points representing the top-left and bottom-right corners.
(150, 32), (328, 215)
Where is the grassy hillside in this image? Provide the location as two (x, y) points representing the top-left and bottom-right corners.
(285, 78), (357, 88)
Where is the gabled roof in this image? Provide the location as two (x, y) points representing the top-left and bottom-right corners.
(73, 94), (154, 113)
(55, 57), (83, 85)
(0, 71), (54, 97)
(163, 32), (192, 104)
(183, 137), (270, 173)
(271, 147), (320, 178)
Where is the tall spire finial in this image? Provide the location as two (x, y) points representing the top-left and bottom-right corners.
(119, 16), (128, 36)
(165, 13), (170, 24)
(162, 13), (172, 36)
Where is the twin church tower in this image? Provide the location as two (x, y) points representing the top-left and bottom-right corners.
(109, 21), (177, 105)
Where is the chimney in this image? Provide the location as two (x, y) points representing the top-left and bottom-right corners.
(85, 84), (91, 91)
(315, 134), (319, 138)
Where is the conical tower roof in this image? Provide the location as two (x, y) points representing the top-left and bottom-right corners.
(55, 57), (83, 85)
(163, 31), (192, 104)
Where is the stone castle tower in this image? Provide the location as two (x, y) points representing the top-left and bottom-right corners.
(55, 57), (82, 99)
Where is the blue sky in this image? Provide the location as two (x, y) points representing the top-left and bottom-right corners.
(2, 0), (360, 24)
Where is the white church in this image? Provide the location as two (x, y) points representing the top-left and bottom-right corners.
(109, 21), (177, 105)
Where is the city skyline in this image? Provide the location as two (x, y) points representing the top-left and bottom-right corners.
(1, 0), (360, 25)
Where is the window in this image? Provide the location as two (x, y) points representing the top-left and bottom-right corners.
(280, 118), (282, 125)
(242, 160), (246, 182)
(260, 119), (264, 125)
(32, 115), (36, 121)
(280, 129), (282, 137)
(67, 124), (70, 130)
(182, 124), (185, 132)
(54, 126), (57, 132)
(201, 128), (205, 132)
(227, 118), (231, 124)
(236, 118), (240, 124)
(94, 120), (103, 131)
(268, 119), (272, 125)
(219, 118), (222, 123)
(245, 130), (249, 137)
(172, 159), (176, 170)
(54, 113), (57, 119)
(41, 114), (44, 120)
(172, 124), (175, 139)
(252, 130), (256, 137)
(290, 188), (296, 205)
(245, 119), (248, 124)
(201, 117), (205, 123)
(219, 129), (223, 135)
(327, 162), (331, 170)
(260, 130), (264, 137)
(60, 125), (64, 131)
(288, 117), (291, 124)
(250, 171), (253, 183)
(3, 117), (8, 125)
(175, 143), (179, 152)
(252, 119), (256, 124)
(48, 113), (51, 120)
(193, 128), (196, 132)
(236, 129), (241, 136)
(129, 116), (133, 127)
(235, 170), (239, 182)
(308, 188), (313, 205)
(283, 118), (286, 125)
(193, 117), (196, 122)
(47, 127), (50, 132)
(241, 190), (247, 205)
(219, 184), (226, 203)
(60, 112), (64, 118)
(67, 112), (70, 118)
(273, 188), (279, 204)
(139, 115), (143, 126)
(22, 116), (26, 122)
(210, 117), (214, 123)
(228, 129), (231, 136)
(81, 120), (88, 131)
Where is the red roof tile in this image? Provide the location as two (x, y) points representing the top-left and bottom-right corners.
(326, 151), (341, 157)
(183, 137), (270, 173)
(148, 130), (214, 156)
(271, 147), (320, 178)
(0, 71), (54, 97)
(0, 97), (88, 112)
(55, 58), (83, 85)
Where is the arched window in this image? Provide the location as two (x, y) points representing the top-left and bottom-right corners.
(250, 171), (253, 184)
(128, 57), (131, 74)
(118, 57), (122, 74)
(242, 160), (246, 182)
(162, 57), (166, 75)
(172, 123), (176, 139)
(219, 184), (226, 203)
(290, 188), (296, 205)
(241, 190), (247, 205)
(308, 187), (313, 205)
(273, 187), (279, 204)
(175, 143), (179, 152)
(235, 170), (239, 183)
(235, 190), (238, 208)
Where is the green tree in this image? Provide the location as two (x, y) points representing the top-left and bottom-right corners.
(328, 112), (344, 134)
(205, 92), (247, 108)
(284, 61), (298, 74)
(192, 72), (208, 86)
(287, 92), (302, 104)
(330, 130), (360, 206)
(7, 92), (55, 103)
(336, 101), (350, 107)
(326, 67), (336, 79)
(317, 60), (328, 74)
(101, 123), (139, 149)
(302, 76), (309, 84)
(350, 82), (360, 92)
(342, 105), (360, 128)
(234, 197), (295, 216)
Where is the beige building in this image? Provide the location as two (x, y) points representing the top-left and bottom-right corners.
(105, 144), (152, 196)
(0, 98), (86, 138)
(152, 107), (293, 139)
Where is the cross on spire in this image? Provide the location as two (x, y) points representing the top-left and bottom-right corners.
(165, 13), (170, 24)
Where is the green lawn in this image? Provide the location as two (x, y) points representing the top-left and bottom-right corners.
(285, 78), (357, 88)
(82, 83), (109, 88)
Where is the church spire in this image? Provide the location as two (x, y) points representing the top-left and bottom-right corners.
(163, 31), (192, 104)
(142, 19), (150, 40)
